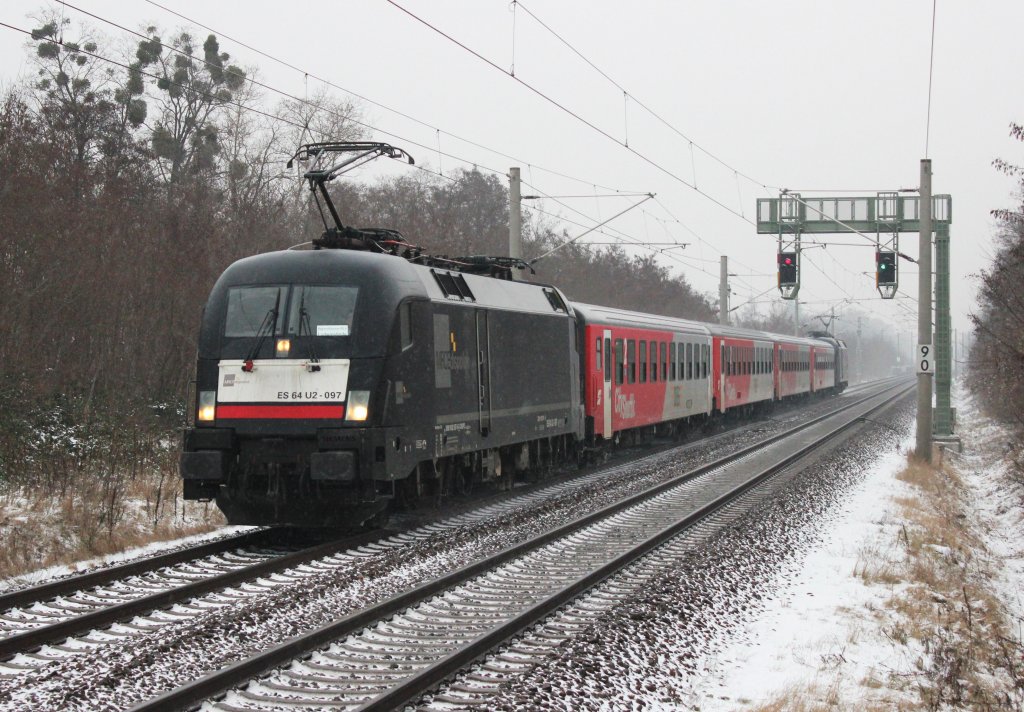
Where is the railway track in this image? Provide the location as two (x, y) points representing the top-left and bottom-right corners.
(0, 528), (382, 671)
(0, 387), (825, 684)
(129, 380), (913, 711)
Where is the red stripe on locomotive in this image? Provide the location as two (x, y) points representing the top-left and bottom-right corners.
(217, 404), (345, 419)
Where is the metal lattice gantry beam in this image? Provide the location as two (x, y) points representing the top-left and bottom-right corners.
(756, 194), (952, 234)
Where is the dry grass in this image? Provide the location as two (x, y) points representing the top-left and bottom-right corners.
(751, 452), (1024, 712)
(0, 459), (224, 582)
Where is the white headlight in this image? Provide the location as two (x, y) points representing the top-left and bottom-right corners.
(345, 391), (370, 422)
(198, 391), (216, 422)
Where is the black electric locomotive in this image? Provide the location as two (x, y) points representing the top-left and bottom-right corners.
(180, 143), (582, 526)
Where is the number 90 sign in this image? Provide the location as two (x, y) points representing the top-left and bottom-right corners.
(917, 343), (934, 375)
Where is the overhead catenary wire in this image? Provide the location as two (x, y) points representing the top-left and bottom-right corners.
(512, 0), (775, 194)
(69, 0), (805, 303)
(32, 5), (911, 327)
(5, 30), (890, 341)
(138, 0), (644, 197)
(40, 2), (691, 260)
(3, 16), (682, 282)
(47, 1), (535, 188)
(385, 0), (756, 226)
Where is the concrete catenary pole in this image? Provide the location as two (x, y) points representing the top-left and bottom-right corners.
(508, 167), (522, 279)
(916, 159), (933, 461)
(719, 255), (729, 325)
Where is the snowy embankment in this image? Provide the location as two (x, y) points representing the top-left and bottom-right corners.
(698, 387), (1024, 710)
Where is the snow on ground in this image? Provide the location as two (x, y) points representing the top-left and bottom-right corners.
(692, 390), (1024, 710)
(691, 436), (920, 710)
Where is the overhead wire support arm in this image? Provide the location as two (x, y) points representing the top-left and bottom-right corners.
(530, 193), (655, 264)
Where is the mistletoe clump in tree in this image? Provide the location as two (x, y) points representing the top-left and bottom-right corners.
(135, 29), (246, 183)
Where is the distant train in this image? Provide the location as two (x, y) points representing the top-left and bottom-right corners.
(179, 141), (848, 527)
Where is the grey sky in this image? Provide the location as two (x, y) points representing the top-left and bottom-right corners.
(2, 0), (1021, 342)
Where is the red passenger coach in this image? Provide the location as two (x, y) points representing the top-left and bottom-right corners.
(706, 325), (776, 414)
(812, 344), (837, 392)
(572, 304), (712, 444)
(775, 337), (819, 399)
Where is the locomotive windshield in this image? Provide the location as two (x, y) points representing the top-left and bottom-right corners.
(225, 286), (284, 337)
(220, 285), (361, 361)
(286, 285), (358, 337)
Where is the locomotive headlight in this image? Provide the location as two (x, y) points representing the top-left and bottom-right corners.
(345, 390), (370, 422)
(197, 391), (216, 422)
(276, 339), (291, 354)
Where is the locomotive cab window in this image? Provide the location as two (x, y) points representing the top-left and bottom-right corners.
(225, 286), (285, 337)
(286, 285), (358, 338)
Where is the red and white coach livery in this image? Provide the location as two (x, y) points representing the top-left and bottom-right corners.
(707, 325), (776, 413)
(573, 304), (849, 446)
(573, 303), (713, 442)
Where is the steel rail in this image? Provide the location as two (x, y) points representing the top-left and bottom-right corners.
(0, 528), (280, 614)
(130, 379), (911, 712)
(0, 529), (386, 661)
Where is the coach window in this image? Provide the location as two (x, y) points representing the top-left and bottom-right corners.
(615, 339), (624, 385)
(679, 344), (686, 380)
(595, 338), (602, 373)
(649, 340), (657, 382)
(639, 341), (647, 382)
(605, 338), (612, 381)
(628, 339), (636, 384)
(703, 345), (709, 378)
(660, 343), (668, 381)
(670, 343), (677, 381)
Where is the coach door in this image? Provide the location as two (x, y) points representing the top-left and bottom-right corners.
(603, 330), (612, 435)
(476, 310), (491, 436)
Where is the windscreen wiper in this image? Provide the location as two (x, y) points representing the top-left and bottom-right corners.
(298, 289), (321, 373)
(241, 290), (281, 372)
